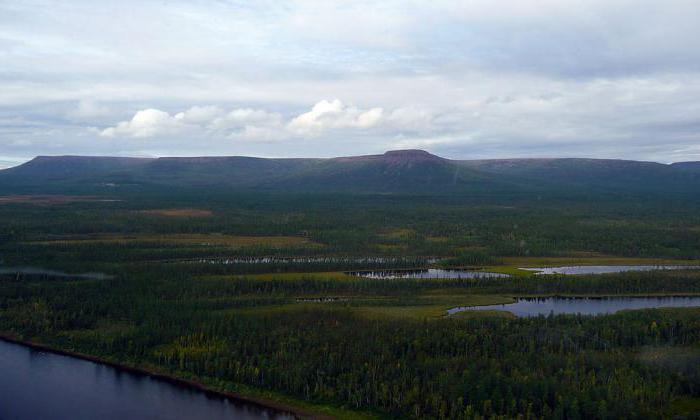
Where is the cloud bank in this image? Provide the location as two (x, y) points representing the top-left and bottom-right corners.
(99, 100), (392, 141)
(1, 0), (699, 162)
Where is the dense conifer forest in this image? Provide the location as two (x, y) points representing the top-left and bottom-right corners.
(1, 190), (699, 418)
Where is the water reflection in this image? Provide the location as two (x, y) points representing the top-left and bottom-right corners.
(0, 339), (295, 420)
(448, 296), (700, 317)
(0, 266), (112, 280)
(521, 265), (700, 275)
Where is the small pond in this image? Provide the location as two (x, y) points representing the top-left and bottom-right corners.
(448, 296), (700, 317)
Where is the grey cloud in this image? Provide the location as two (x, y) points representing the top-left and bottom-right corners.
(1, 1), (700, 164)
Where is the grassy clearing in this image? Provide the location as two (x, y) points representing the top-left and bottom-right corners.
(451, 309), (516, 319)
(378, 228), (416, 240)
(353, 305), (447, 319)
(352, 294), (515, 320)
(480, 256), (700, 277)
(137, 208), (213, 217)
(226, 293), (516, 320)
(426, 236), (449, 243)
(480, 265), (535, 277)
(500, 256), (700, 267)
(29, 233), (316, 247)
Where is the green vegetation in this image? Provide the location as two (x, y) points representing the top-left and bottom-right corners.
(1, 189), (699, 418)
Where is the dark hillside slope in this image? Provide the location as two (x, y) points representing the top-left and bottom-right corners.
(122, 156), (320, 187)
(1, 150), (699, 196)
(261, 150), (518, 193)
(0, 155), (320, 188)
(0, 156), (152, 184)
(672, 161), (700, 173)
(460, 158), (700, 193)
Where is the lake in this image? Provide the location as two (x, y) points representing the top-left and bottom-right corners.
(0, 339), (295, 420)
(447, 296), (700, 317)
(349, 269), (509, 279)
(520, 265), (700, 275)
(0, 266), (113, 280)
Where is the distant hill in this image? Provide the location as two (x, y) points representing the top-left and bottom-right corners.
(0, 155), (152, 183)
(256, 150), (518, 193)
(117, 156), (320, 187)
(1, 150), (699, 196)
(458, 158), (700, 193)
(671, 161), (700, 173)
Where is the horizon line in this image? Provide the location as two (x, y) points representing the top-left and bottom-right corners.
(1, 149), (697, 170)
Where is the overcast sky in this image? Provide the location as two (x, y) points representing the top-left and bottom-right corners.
(1, 0), (700, 167)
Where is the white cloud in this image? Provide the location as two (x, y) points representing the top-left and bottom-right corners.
(100, 101), (388, 140)
(173, 105), (224, 124)
(100, 106), (284, 139)
(356, 107), (384, 128)
(100, 109), (183, 138)
(287, 99), (384, 134)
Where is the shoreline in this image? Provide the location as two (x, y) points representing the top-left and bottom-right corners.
(0, 334), (330, 420)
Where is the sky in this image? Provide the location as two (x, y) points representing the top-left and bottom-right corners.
(1, 0), (700, 167)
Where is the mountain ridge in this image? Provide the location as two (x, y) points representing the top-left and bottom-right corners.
(2, 150), (699, 196)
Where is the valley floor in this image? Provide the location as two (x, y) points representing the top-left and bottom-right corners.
(1, 192), (699, 418)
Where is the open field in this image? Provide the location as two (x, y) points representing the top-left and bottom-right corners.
(226, 294), (516, 320)
(350, 294), (515, 319)
(137, 208), (214, 217)
(501, 255), (700, 267)
(479, 256), (700, 276)
(451, 309), (516, 319)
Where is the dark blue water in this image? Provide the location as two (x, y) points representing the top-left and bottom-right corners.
(0, 339), (295, 420)
(448, 296), (700, 317)
(350, 269), (509, 279)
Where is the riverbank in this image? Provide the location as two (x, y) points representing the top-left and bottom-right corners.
(0, 334), (341, 420)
